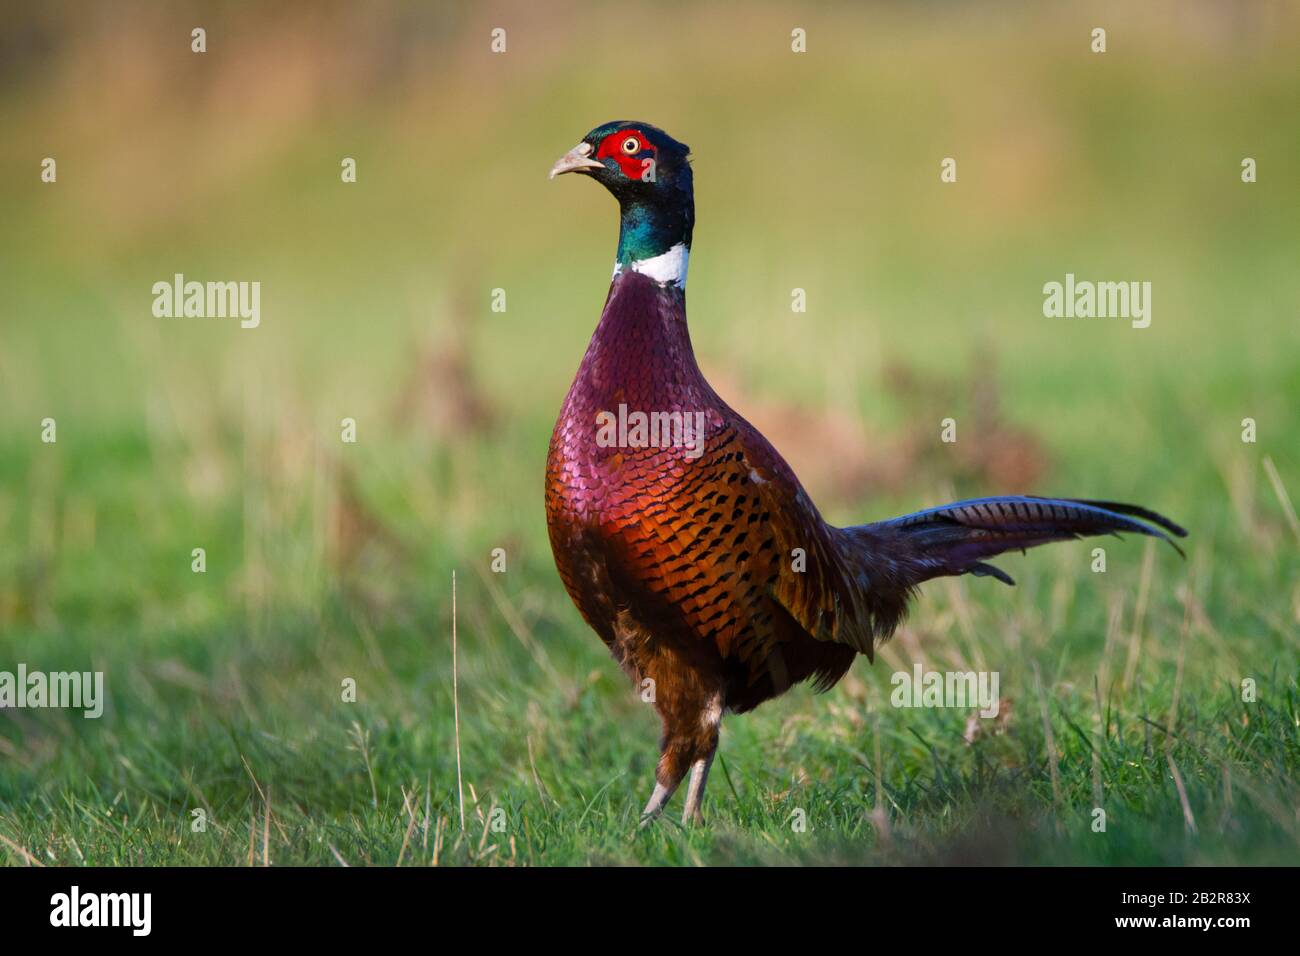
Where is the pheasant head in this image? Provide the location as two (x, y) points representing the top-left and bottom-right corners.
(550, 121), (694, 285)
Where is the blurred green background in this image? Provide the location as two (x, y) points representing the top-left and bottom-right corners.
(0, 1), (1297, 865)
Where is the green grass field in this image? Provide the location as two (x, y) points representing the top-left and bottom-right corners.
(1, 2), (1298, 866)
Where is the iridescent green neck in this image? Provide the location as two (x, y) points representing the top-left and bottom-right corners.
(616, 196), (693, 266)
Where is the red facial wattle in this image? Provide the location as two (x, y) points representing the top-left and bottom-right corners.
(596, 129), (655, 178)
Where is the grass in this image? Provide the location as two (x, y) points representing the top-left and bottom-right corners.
(1, 562), (1297, 866)
(1, 2), (1299, 866)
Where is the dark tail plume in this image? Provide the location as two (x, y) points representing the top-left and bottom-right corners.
(857, 495), (1187, 588)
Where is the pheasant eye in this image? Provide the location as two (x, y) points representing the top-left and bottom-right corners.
(620, 136), (641, 154)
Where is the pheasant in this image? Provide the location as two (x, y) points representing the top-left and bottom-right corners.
(545, 121), (1187, 825)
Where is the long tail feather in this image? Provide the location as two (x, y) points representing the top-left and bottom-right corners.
(861, 494), (1187, 587)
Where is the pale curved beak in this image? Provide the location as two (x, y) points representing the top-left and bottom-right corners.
(550, 142), (605, 179)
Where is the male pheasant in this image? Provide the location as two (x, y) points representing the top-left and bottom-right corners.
(545, 121), (1187, 825)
